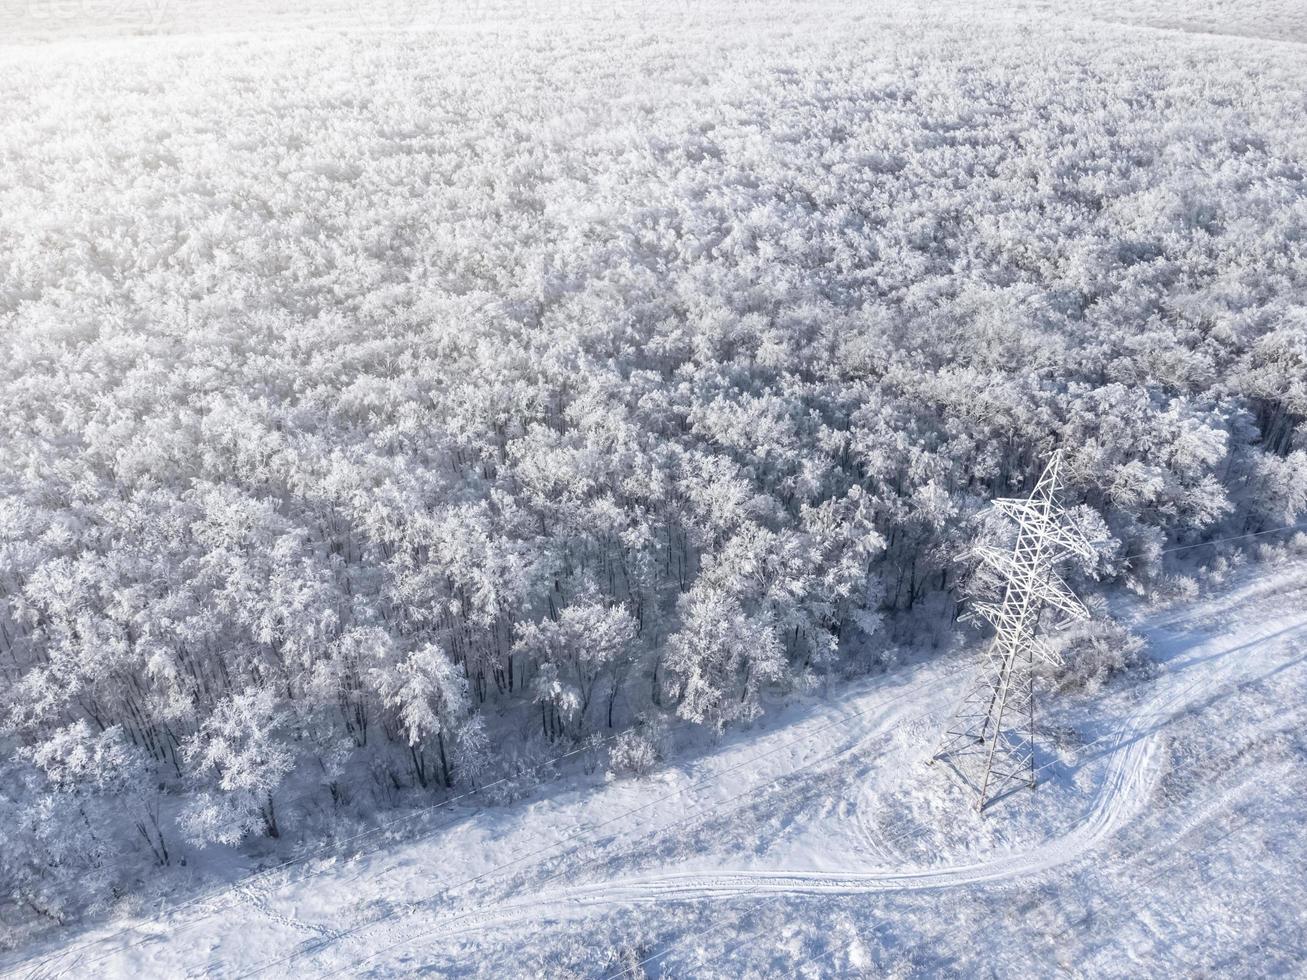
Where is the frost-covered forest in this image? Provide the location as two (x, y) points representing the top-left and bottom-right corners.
(1, 0), (1306, 939)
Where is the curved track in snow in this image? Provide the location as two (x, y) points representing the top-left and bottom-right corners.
(12, 568), (1307, 980)
(304, 572), (1307, 976)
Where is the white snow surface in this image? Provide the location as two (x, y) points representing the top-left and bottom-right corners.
(5, 1), (1307, 976)
(9, 561), (1307, 977)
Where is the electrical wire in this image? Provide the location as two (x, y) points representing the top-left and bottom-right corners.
(1118, 520), (1307, 562)
(22, 518), (1306, 978)
(24, 723), (638, 979)
(690, 668), (1307, 978)
(238, 662), (974, 979)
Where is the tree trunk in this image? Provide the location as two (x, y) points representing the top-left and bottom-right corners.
(437, 731), (452, 788)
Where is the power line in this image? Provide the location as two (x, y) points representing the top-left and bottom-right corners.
(447, 533), (1307, 978)
(602, 725), (924, 979)
(352, 624), (1261, 980)
(25, 722), (639, 980)
(627, 590), (1307, 976)
(602, 708), (1130, 980)
(215, 557), (1307, 978)
(769, 792), (1282, 979)
(1120, 520), (1307, 562)
(669, 525), (1307, 972)
(25, 519), (1306, 978)
(690, 661), (1307, 978)
(239, 662), (973, 979)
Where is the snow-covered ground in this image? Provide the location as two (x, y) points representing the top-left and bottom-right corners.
(4, 0), (1306, 975)
(9, 559), (1306, 977)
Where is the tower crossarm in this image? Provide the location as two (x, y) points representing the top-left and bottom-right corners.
(972, 544), (1033, 582)
(991, 498), (1097, 563)
(1034, 570), (1090, 625)
(959, 599), (1008, 629)
(1029, 635), (1061, 668)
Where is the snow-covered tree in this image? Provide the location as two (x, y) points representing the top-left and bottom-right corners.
(1, 0), (1304, 928)
(180, 688), (296, 845)
(369, 644), (484, 787)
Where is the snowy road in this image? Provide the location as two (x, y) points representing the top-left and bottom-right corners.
(13, 561), (1306, 978)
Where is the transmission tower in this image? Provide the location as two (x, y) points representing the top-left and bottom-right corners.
(932, 450), (1096, 812)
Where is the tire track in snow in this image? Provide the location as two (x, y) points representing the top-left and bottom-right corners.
(351, 574), (1307, 965)
(222, 659), (969, 979)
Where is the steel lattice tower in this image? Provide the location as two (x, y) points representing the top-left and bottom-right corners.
(932, 450), (1096, 812)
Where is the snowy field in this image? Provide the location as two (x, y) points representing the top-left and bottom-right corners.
(9, 558), (1307, 977)
(3, 0), (1307, 975)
